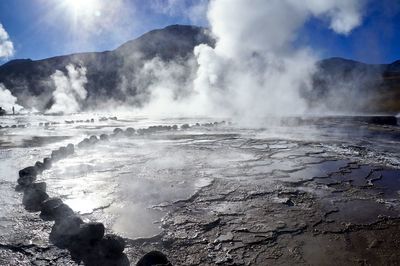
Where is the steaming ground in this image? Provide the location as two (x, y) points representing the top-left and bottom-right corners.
(1, 113), (400, 265)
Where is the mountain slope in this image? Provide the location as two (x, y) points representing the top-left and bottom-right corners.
(0, 25), (214, 111)
(309, 57), (400, 113)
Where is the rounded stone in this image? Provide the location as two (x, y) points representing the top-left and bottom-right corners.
(137, 251), (171, 266)
(51, 150), (61, 161)
(59, 147), (68, 157)
(125, 127), (135, 136)
(17, 175), (35, 186)
(89, 135), (99, 144)
(41, 197), (63, 216)
(78, 222), (105, 243)
(19, 166), (37, 178)
(53, 204), (75, 221)
(43, 158), (52, 170)
(41, 198), (74, 221)
(50, 215), (84, 248)
(100, 134), (109, 141)
(18, 166), (38, 186)
(22, 182), (49, 211)
(99, 234), (126, 258)
(113, 128), (123, 135)
(66, 144), (75, 155)
(181, 124), (190, 129)
(78, 138), (90, 148)
(34, 161), (45, 173)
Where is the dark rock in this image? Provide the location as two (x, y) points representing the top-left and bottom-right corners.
(11, 125), (16, 128)
(137, 128), (147, 135)
(50, 215), (84, 248)
(181, 124), (190, 129)
(51, 150), (62, 161)
(41, 197), (63, 216)
(22, 182), (49, 211)
(41, 198), (74, 220)
(90, 118), (95, 123)
(59, 146), (68, 157)
(100, 134), (109, 141)
(53, 204), (75, 221)
(34, 161), (45, 173)
(172, 125), (178, 130)
(43, 157), (52, 169)
(78, 138), (90, 148)
(113, 128), (123, 135)
(77, 222), (105, 244)
(99, 234), (126, 258)
(66, 144), (75, 155)
(125, 127), (135, 136)
(19, 166), (37, 178)
(137, 251), (172, 266)
(18, 166), (38, 186)
(28, 181), (47, 192)
(17, 175), (35, 187)
(89, 135), (99, 144)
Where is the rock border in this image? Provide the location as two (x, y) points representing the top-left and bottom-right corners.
(16, 121), (226, 265)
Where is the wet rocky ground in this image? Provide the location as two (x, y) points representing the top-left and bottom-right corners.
(1, 115), (400, 265)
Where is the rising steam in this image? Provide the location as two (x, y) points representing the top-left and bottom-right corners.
(0, 83), (22, 113)
(0, 23), (14, 59)
(191, 0), (365, 118)
(47, 64), (88, 114)
(140, 0), (366, 119)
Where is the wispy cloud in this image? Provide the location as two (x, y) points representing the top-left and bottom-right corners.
(0, 23), (14, 59)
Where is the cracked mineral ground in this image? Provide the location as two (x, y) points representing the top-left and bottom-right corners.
(1, 114), (400, 265)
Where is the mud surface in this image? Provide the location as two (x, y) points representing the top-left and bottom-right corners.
(1, 114), (400, 265)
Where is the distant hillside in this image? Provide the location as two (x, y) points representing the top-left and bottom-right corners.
(0, 24), (399, 113)
(0, 25), (214, 111)
(308, 57), (400, 113)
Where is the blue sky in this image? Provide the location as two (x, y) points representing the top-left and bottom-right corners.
(0, 0), (399, 64)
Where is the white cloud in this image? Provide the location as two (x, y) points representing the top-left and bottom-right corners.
(0, 23), (14, 58)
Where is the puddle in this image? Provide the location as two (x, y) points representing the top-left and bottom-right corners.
(288, 160), (349, 182)
(328, 199), (399, 224)
(373, 169), (400, 198)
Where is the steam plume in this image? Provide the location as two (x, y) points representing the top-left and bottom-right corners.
(47, 64), (88, 114)
(0, 83), (22, 112)
(0, 23), (14, 58)
(190, 0), (366, 119)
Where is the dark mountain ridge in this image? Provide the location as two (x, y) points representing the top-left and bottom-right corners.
(0, 25), (214, 110)
(0, 24), (399, 113)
